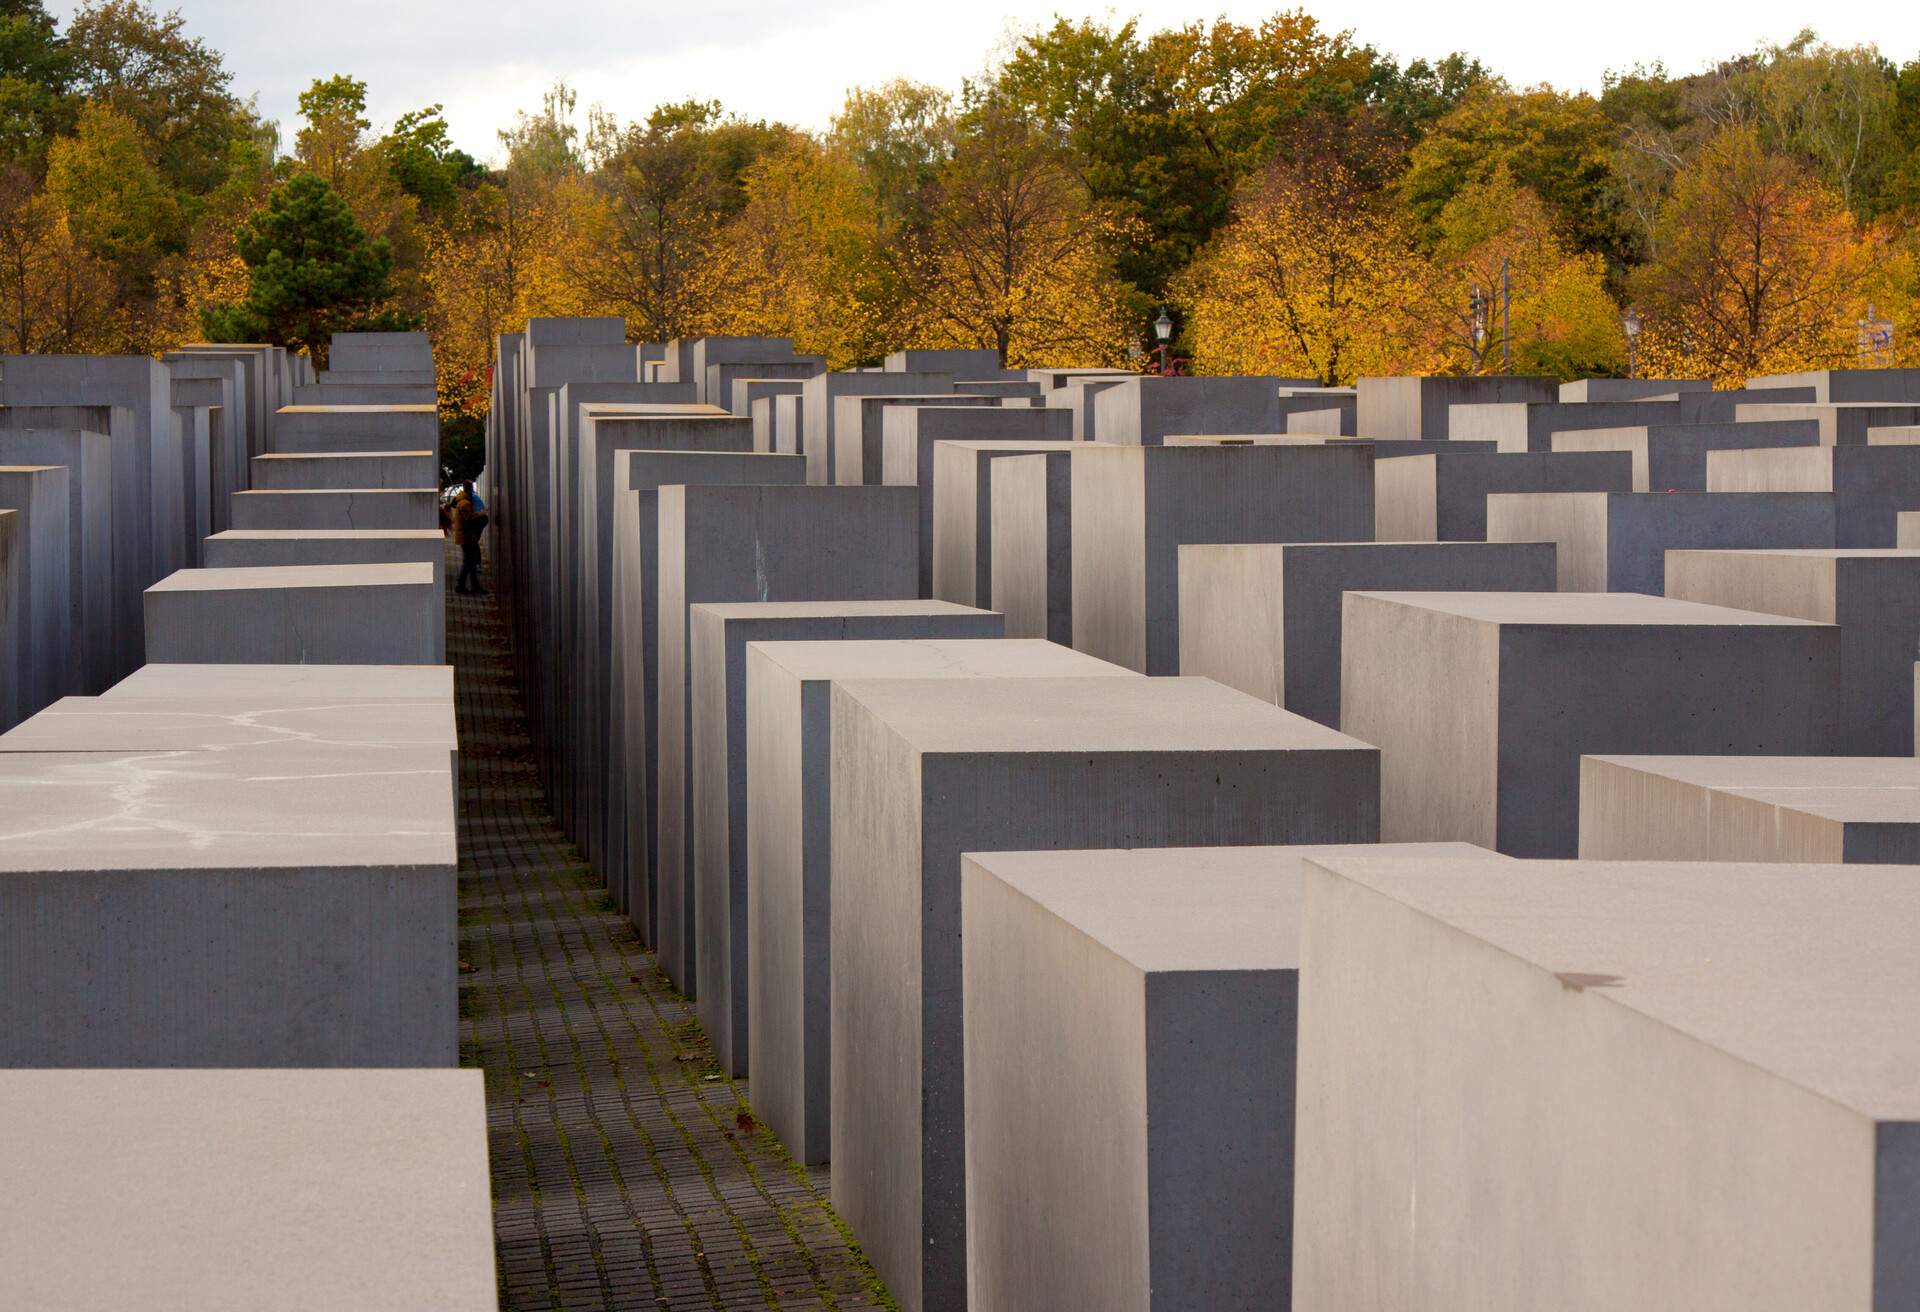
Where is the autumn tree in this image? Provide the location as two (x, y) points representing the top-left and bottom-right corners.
(1421, 164), (1625, 378)
(909, 96), (1135, 366)
(1178, 113), (1429, 382)
(0, 164), (113, 351)
(0, 0), (75, 169)
(201, 171), (414, 363)
(1631, 126), (1879, 383)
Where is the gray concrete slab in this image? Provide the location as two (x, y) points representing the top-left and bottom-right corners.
(0, 512), (15, 729)
(106, 662), (453, 701)
(1747, 367), (1920, 403)
(1090, 375), (1315, 444)
(171, 401), (212, 565)
(883, 407), (1072, 595)
(746, 637), (1132, 1167)
(1178, 541), (1557, 726)
(708, 359), (823, 413)
(1705, 444), (1920, 546)
(1294, 851), (1920, 1312)
(1354, 375), (1556, 440)
(1560, 378), (1710, 401)
(802, 371), (954, 485)
(1580, 753), (1920, 861)
(884, 349), (1009, 377)
(144, 563), (440, 665)
(989, 449), (1074, 644)
(1375, 449), (1633, 541)
(689, 601), (1003, 1076)
(0, 429), (113, 692)
(833, 394), (996, 487)
(1072, 443), (1374, 673)
(1451, 399), (1684, 453)
(1486, 491), (1839, 593)
(1732, 401), (1920, 444)
(1341, 590), (1841, 856)
(1045, 376), (1127, 440)
(654, 484), (917, 990)
(0, 739), (456, 1066)
(1664, 548), (1920, 754)
(0, 1068), (494, 1310)
(229, 488), (439, 531)
(1550, 419), (1821, 491)
(930, 439), (1080, 608)
(0, 465), (69, 721)
(270, 404), (439, 454)
(962, 840), (1493, 1312)
(249, 452), (437, 489)
(829, 675), (1379, 1312)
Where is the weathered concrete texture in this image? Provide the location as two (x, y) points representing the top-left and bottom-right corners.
(170, 401), (212, 564)
(1485, 491), (1839, 594)
(1072, 443), (1374, 673)
(0, 430), (111, 693)
(1579, 754), (1920, 862)
(1279, 386), (1356, 434)
(747, 638), (1130, 1169)
(1706, 444), (1920, 547)
(1027, 367), (1137, 390)
(833, 394), (996, 487)
(708, 360), (823, 413)
(1090, 375), (1316, 445)
(171, 375), (239, 535)
(1178, 541), (1557, 726)
(655, 484), (918, 994)
(107, 661), (453, 701)
(0, 465), (69, 721)
(1550, 419), (1821, 491)
(1733, 401), (1920, 444)
(1, 693), (456, 757)
(1169, 434), (1499, 459)
(1748, 366), (1920, 403)
(249, 451), (437, 489)
(954, 379), (1042, 400)
(989, 449), (1074, 644)
(296, 380), (438, 406)
(1341, 591), (1841, 856)
(230, 488), (438, 531)
(802, 371), (954, 485)
(692, 336), (805, 401)
(829, 675), (1380, 1312)
(1559, 377), (1711, 401)
(689, 602), (1004, 1077)
(1664, 548), (1920, 754)
(961, 841), (1492, 1312)
(203, 529), (448, 658)
(270, 403), (439, 454)
(884, 407), (1073, 595)
(773, 392), (805, 454)
(330, 329), (435, 373)
(884, 349), (1009, 377)
(170, 345), (279, 460)
(1375, 449), (1634, 541)
(1451, 399), (1684, 453)
(1353, 375), (1556, 440)
(0, 738), (456, 1066)
(930, 439), (1079, 607)
(606, 452), (802, 938)
(145, 563), (441, 665)
(1293, 852), (1920, 1312)
(0, 1069), (493, 1310)
(163, 353), (251, 492)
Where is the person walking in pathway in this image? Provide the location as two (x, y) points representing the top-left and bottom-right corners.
(450, 480), (489, 595)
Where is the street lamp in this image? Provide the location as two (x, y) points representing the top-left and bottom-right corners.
(1469, 285), (1487, 368)
(1621, 305), (1641, 380)
(1151, 310), (1176, 376)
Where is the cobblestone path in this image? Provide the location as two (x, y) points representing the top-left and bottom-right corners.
(450, 562), (893, 1311)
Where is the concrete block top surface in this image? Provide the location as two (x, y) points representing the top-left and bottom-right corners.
(275, 404), (437, 415)
(0, 1068), (494, 1311)
(834, 675), (1375, 753)
(1586, 754), (1920, 824)
(751, 637), (1132, 682)
(208, 529), (445, 542)
(146, 562), (433, 593)
(1350, 590), (1831, 629)
(967, 841), (1490, 972)
(0, 694), (457, 752)
(694, 599), (990, 624)
(0, 741), (455, 872)
(106, 663), (454, 700)
(1306, 852), (1920, 1119)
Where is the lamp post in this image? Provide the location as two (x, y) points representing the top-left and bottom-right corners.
(1152, 310), (1176, 377)
(1621, 305), (1641, 380)
(1469, 285), (1487, 370)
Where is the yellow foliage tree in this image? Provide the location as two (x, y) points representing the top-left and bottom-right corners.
(0, 169), (118, 353)
(1177, 117), (1432, 382)
(1631, 126), (1884, 385)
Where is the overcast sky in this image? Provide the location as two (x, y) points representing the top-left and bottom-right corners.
(61, 2), (1920, 161)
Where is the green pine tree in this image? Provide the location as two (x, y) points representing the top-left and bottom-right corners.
(200, 170), (417, 364)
